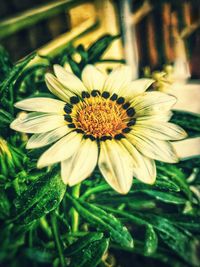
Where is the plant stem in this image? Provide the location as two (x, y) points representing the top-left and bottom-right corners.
(71, 183), (81, 232)
(50, 212), (66, 267)
(80, 184), (110, 200)
(40, 216), (52, 238)
(98, 59), (125, 64)
(28, 228), (33, 247)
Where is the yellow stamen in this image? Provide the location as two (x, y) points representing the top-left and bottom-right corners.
(73, 96), (128, 138)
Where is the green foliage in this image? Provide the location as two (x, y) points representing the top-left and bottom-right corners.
(66, 193), (134, 249)
(0, 52), (36, 113)
(64, 232), (109, 267)
(13, 170), (66, 225)
(171, 110), (200, 138)
(87, 34), (120, 63)
(144, 225), (158, 256)
(52, 34), (124, 78)
(0, 36), (200, 267)
(0, 45), (13, 83)
(69, 238), (109, 267)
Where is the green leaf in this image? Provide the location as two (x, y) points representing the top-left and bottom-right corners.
(87, 34), (120, 63)
(135, 213), (200, 266)
(12, 170), (66, 225)
(127, 199), (156, 210)
(69, 237), (109, 267)
(171, 110), (200, 138)
(23, 248), (54, 264)
(0, 190), (10, 219)
(144, 225), (158, 256)
(169, 215), (200, 234)
(0, 46), (12, 83)
(101, 206), (149, 227)
(154, 178), (180, 192)
(157, 163), (192, 199)
(133, 179), (180, 192)
(77, 45), (88, 68)
(135, 190), (186, 204)
(66, 194), (134, 249)
(177, 156), (200, 175)
(90, 179), (181, 206)
(64, 232), (104, 256)
(13, 63), (48, 97)
(159, 230), (199, 266)
(68, 56), (81, 78)
(0, 52), (36, 110)
(0, 109), (13, 125)
(101, 205), (200, 265)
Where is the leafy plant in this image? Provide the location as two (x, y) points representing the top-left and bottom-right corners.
(0, 35), (200, 267)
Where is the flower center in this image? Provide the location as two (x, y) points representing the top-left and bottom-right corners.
(64, 90), (136, 140)
(76, 98), (127, 138)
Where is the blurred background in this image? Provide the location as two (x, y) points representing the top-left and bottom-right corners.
(0, 0), (199, 77)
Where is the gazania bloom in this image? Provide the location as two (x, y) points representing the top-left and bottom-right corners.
(10, 64), (187, 194)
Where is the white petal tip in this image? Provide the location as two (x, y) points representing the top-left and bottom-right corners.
(61, 177), (68, 185)
(37, 159), (47, 169)
(135, 175), (156, 185)
(181, 131), (188, 139)
(14, 102), (20, 108)
(26, 143), (34, 149)
(117, 188), (130, 195)
(168, 154), (179, 163)
(45, 73), (53, 81)
(109, 183), (131, 195)
(10, 121), (18, 131)
(145, 179), (156, 185)
(37, 163), (43, 169)
(68, 181), (76, 187)
(173, 157), (180, 163)
(53, 64), (62, 73)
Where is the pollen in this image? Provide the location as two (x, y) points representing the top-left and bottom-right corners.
(72, 95), (129, 138)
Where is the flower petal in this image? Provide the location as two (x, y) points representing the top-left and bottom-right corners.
(121, 139), (156, 184)
(53, 64), (86, 95)
(61, 139), (98, 185)
(103, 65), (132, 95)
(45, 73), (74, 101)
(137, 111), (173, 122)
(122, 78), (155, 98)
(98, 140), (134, 194)
(26, 125), (70, 149)
(134, 121), (187, 140)
(10, 112), (66, 133)
(37, 131), (82, 168)
(132, 92), (177, 116)
(81, 64), (106, 92)
(128, 132), (179, 163)
(15, 97), (65, 114)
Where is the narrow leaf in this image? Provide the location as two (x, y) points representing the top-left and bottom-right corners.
(171, 110), (200, 137)
(66, 194), (134, 249)
(12, 170), (66, 225)
(87, 34), (120, 63)
(0, 45), (12, 83)
(157, 163), (192, 199)
(144, 225), (158, 256)
(64, 232), (104, 256)
(136, 190), (186, 204)
(69, 238), (109, 267)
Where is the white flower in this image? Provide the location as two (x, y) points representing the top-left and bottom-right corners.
(10, 64), (187, 194)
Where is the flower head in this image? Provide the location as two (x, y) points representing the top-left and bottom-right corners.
(10, 64), (187, 194)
